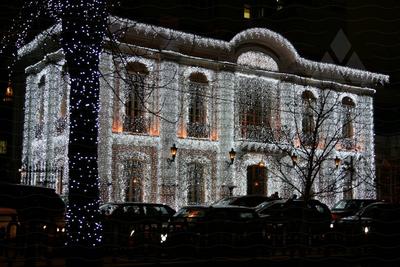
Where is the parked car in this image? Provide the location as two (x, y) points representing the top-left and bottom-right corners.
(165, 205), (264, 256)
(255, 199), (331, 245)
(332, 202), (400, 248)
(0, 183), (66, 256)
(99, 202), (175, 249)
(212, 195), (275, 207)
(331, 199), (379, 221)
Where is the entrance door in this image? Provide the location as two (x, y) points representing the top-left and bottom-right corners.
(247, 165), (267, 195)
(125, 160), (143, 202)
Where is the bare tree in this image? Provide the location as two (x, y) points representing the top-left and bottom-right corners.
(258, 87), (375, 204)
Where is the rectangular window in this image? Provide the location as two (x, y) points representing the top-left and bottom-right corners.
(244, 5), (251, 19)
(0, 140), (6, 154)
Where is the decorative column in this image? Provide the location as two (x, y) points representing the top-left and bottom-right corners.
(217, 71), (236, 198)
(158, 61), (180, 208)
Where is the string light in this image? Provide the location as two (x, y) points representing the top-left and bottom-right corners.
(58, 0), (108, 248)
(18, 10), (385, 234)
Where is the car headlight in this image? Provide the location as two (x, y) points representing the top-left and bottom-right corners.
(364, 226), (369, 234)
(160, 233), (168, 244)
(130, 229), (135, 237)
(330, 223), (334, 229)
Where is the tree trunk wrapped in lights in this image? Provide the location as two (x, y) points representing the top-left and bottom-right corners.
(60, 0), (107, 258)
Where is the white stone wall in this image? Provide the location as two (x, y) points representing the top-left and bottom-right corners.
(21, 36), (378, 210)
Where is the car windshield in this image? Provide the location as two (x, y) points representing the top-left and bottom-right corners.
(255, 201), (278, 211)
(332, 200), (348, 210)
(212, 197), (235, 206)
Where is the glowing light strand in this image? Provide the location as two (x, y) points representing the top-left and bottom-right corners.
(60, 0), (108, 248)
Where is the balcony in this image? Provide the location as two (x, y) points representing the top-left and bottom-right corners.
(123, 115), (150, 134)
(341, 138), (356, 150)
(35, 123), (44, 139)
(55, 117), (67, 135)
(237, 124), (273, 143)
(187, 122), (210, 139)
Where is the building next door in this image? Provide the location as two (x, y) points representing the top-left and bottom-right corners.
(247, 165), (267, 195)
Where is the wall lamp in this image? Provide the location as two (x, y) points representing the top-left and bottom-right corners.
(258, 160), (265, 168)
(334, 156), (341, 168)
(168, 144), (178, 163)
(291, 153), (298, 166)
(228, 148), (236, 165)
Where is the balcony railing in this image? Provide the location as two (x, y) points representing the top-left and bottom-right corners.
(20, 164), (64, 194)
(341, 138), (356, 150)
(35, 123), (44, 139)
(55, 117), (67, 135)
(123, 115), (150, 134)
(187, 122), (210, 139)
(236, 124), (273, 142)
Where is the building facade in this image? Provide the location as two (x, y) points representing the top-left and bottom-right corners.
(19, 18), (388, 209)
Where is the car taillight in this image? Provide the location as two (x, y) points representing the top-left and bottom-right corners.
(331, 213), (338, 221)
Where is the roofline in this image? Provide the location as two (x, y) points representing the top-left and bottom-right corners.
(18, 16), (389, 88)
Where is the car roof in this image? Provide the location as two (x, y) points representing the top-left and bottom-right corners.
(181, 205), (255, 211)
(101, 202), (170, 207)
(0, 183), (65, 211)
(365, 202), (399, 208)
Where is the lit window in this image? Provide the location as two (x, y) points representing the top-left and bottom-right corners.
(341, 97), (355, 139)
(0, 140), (6, 154)
(187, 72), (209, 138)
(238, 81), (273, 142)
(301, 91), (316, 146)
(124, 62), (149, 134)
(244, 5), (251, 19)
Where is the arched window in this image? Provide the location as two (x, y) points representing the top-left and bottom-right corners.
(187, 72), (209, 138)
(341, 97), (355, 139)
(187, 162), (205, 205)
(125, 160), (144, 202)
(124, 62), (149, 134)
(301, 91), (316, 145)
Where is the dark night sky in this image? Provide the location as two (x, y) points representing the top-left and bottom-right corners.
(0, 0), (399, 141)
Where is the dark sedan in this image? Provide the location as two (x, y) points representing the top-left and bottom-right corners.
(165, 205), (264, 257)
(100, 202), (175, 250)
(332, 202), (400, 248)
(255, 199), (331, 245)
(331, 199), (378, 221)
